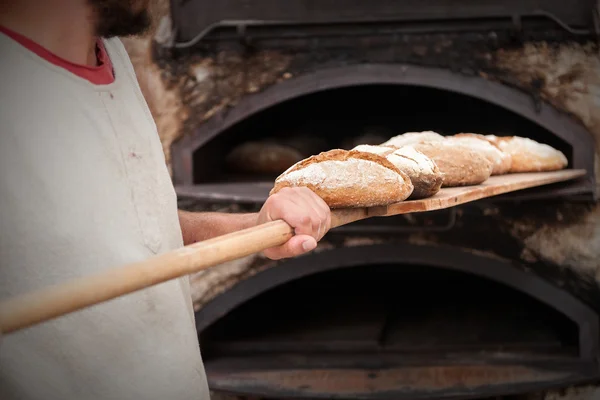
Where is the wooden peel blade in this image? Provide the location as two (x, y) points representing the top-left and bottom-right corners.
(0, 169), (586, 335)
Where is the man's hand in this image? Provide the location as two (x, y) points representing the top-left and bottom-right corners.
(178, 187), (330, 260)
(258, 187), (331, 260)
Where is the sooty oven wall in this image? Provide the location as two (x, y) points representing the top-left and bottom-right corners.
(119, 1), (600, 398)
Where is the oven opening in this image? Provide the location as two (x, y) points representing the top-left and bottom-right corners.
(201, 264), (578, 358)
(199, 263), (588, 399)
(191, 85), (573, 185)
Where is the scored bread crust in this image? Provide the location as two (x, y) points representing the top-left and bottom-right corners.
(387, 146), (444, 199)
(352, 144), (397, 156)
(450, 134), (512, 175)
(356, 144), (443, 199)
(491, 136), (568, 172)
(270, 149), (414, 208)
(381, 131), (445, 147)
(413, 141), (493, 187)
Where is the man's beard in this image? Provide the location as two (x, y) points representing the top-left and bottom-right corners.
(89, 0), (152, 38)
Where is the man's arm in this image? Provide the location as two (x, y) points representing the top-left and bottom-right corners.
(177, 187), (332, 260)
(178, 210), (257, 245)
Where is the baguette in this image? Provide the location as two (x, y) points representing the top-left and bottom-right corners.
(270, 149), (414, 208)
(413, 141), (493, 187)
(353, 144), (443, 199)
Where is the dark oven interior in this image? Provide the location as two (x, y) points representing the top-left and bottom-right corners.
(191, 85), (572, 185)
(175, 82), (597, 205)
(202, 265), (578, 356)
(196, 250), (600, 400)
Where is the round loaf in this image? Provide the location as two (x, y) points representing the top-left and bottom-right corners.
(485, 136), (568, 172)
(226, 141), (304, 174)
(450, 134), (512, 175)
(270, 149), (414, 208)
(387, 146), (444, 199)
(413, 141), (493, 187)
(382, 131), (445, 147)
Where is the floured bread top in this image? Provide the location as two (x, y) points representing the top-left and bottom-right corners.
(382, 131), (445, 147)
(278, 159), (403, 189)
(450, 136), (501, 151)
(484, 134), (501, 145)
(450, 135), (509, 158)
(353, 144), (396, 155)
(387, 146), (438, 175)
(496, 137), (567, 163)
(276, 149), (409, 190)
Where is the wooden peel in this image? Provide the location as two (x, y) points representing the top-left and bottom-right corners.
(0, 169), (585, 335)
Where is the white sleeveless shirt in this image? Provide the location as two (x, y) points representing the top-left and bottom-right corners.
(0, 34), (210, 400)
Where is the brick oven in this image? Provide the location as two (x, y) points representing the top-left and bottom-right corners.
(125, 0), (600, 399)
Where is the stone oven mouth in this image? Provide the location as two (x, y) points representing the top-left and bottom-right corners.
(196, 247), (600, 399)
(190, 85), (574, 185)
(203, 265), (579, 357)
(173, 79), (597, 205)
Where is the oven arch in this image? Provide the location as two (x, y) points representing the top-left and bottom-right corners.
(171, 63), (597, 198)
(195, 243), (599, 360)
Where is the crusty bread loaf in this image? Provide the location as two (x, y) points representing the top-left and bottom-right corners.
(270, 149), (414, 208)
(413, 141), (493, 187)
(354, 144), (443, 199)
(491, 136), (568, 172)
(382, 131), (445, 147)
(387, 146), (444, 199)
(226, 141), (304, 174)
(450, 134), (512, 175)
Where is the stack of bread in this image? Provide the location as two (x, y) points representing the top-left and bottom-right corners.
(270, 131), (568, 208)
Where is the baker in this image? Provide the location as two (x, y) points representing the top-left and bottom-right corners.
(0, 1), (331, 399)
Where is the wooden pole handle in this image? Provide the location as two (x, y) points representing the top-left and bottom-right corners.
(0, 170), (585, 334)
(0, 209), (366, 335)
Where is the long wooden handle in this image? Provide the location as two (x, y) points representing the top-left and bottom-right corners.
(0, 209), (366, 335)
(0, 170), (584, 335)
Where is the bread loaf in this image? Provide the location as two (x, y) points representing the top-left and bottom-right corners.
(353, 144), (443, 199)
(413, 141), (493, 187)
(270, 149), (414, 208)
(450, 134), (512, 175)
(486, 136), (568, 172)
(226, 141), (304, 174)
(382, 131), (445, 147)
(387, 146), (444, 199)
